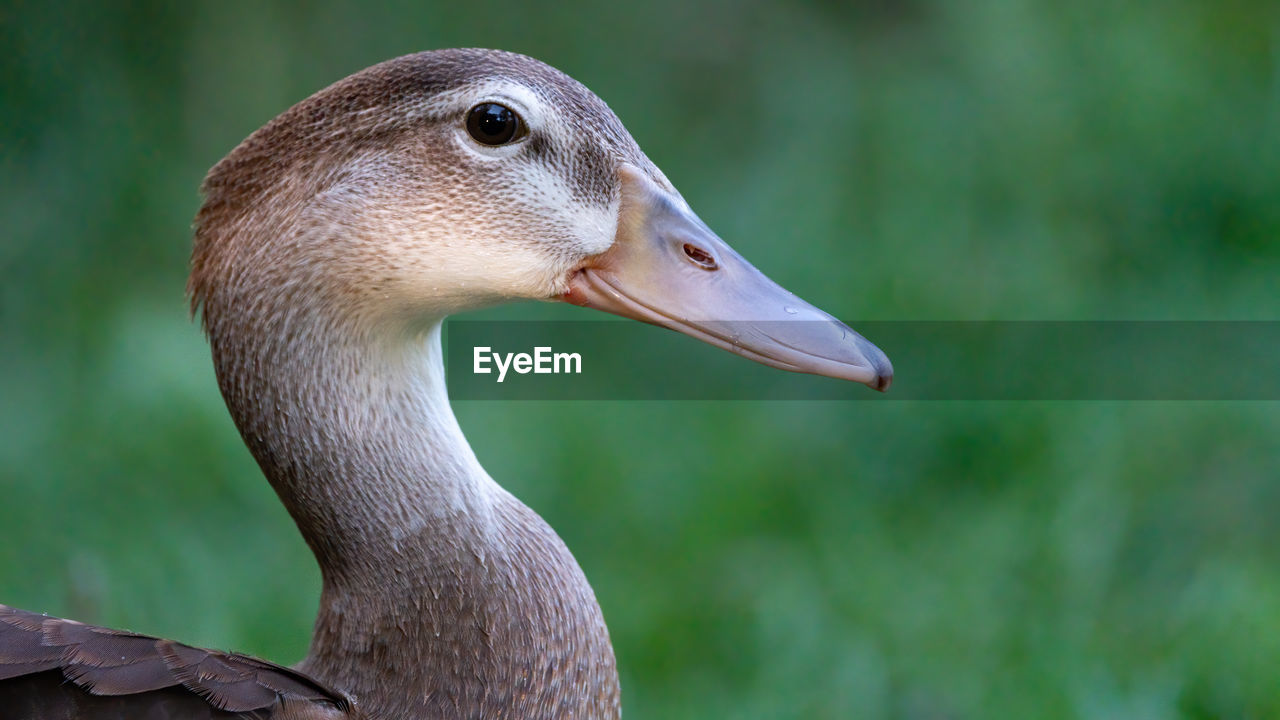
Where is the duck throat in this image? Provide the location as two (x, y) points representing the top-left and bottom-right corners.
(205, 313), (621, 719)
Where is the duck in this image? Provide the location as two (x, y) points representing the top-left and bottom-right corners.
(0, 48), (891, 720)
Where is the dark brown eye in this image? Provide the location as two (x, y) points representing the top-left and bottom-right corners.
(466, 103), (523, 146)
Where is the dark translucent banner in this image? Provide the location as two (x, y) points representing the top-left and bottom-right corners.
(444, 321), (1280, 400)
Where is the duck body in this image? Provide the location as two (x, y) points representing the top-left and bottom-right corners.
(0, 49), (890, 719)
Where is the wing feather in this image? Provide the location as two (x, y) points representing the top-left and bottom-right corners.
(0, 604), (359, 720)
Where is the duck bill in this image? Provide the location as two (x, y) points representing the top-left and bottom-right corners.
(562, 164), (892, 391)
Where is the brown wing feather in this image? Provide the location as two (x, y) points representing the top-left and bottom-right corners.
(0, 604), (359, 720)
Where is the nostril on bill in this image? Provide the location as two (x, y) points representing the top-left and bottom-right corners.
(682, 243), (718, 270)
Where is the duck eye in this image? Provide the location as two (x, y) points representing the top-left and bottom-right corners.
(466, 103), (523, 146)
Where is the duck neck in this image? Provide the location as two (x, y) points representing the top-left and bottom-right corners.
(207, 312), (620, 719)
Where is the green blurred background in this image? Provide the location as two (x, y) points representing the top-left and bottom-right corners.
(2, 2), (1278, 718)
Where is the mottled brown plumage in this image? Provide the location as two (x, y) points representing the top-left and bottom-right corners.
(5, 49), (637, 720)
(189, 48), (632, 720)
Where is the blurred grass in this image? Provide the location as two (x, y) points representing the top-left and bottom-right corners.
(1, 1), (1278, 718)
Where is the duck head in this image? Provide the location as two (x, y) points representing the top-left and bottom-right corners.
(192, 49), (891, 390)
